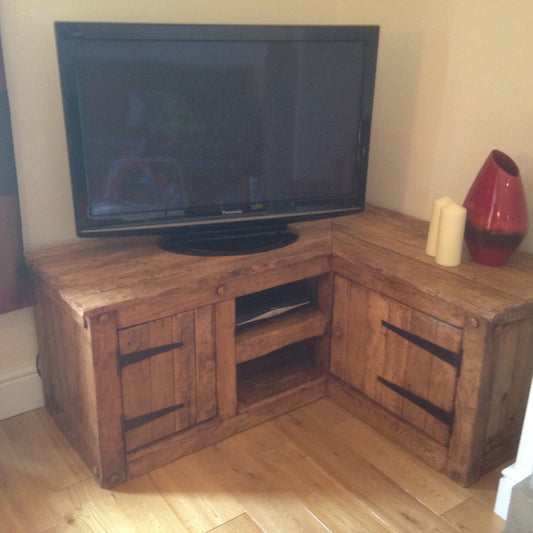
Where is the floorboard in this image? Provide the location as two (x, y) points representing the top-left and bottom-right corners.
(0, 399), (506, 532)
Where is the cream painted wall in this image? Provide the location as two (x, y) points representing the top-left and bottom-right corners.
(336, 0), (533, 245)
(0, 0), (532, 378)
(0, 0), (333, 375)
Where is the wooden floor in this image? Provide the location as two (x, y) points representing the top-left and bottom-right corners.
(0, 398), (506, 532)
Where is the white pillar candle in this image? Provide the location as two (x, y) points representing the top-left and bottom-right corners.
(435, 203), (467, 267)
(426, 196), (455, 256)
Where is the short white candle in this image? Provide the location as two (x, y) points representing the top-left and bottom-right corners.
(435, 203), (467, 267)
(426, 196), (455, 257)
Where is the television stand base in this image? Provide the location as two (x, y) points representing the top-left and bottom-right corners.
(157, 226), (298, 256)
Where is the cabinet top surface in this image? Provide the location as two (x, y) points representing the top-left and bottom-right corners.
(26, 205), (533, 324)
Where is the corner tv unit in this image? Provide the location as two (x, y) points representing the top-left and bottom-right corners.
(55, 22), (379, 254)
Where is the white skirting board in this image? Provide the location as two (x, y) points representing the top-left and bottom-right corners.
(494, 378), (533, 520)
(0, 364), (44, 420)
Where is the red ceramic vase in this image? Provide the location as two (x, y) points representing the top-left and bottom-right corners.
(463, 150), (528, 266)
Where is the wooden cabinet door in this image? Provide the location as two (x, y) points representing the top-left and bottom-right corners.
(118, 306), (216, 451)
(331, 276), (462, 445)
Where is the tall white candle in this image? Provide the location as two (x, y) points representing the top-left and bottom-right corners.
(435, 203), (467, 267)
(426, 196), (455, 256)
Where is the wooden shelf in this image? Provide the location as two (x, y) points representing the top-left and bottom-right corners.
(237, 340), (326, 410)
(235, 308), (328, 364)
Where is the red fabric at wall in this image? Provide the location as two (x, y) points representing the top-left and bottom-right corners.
(0, 39), (31, 313)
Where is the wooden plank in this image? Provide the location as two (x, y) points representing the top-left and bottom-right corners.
(330, 414), (470, 516)
(26, 220), (331, 321)
(483, 321), (520, 451)
(485, 317), (533, 453)
(121, 359), (153, 450)
(271, 407), (458, 532)
(503, 317), (533, 439)
(313, 272), (334, 373)
(172, 311), (196, 436)
(194, 305), (217, 423)
(446, 316), (494, 485)
(329, 275), (351, 381)
(424, 321), (462, 445)
(333, 207), (432, 263)
(47, 475), (190, 532)
(114, 255), (330, 328)
(344, 280), (369, 391)
(334, 206), (533, 303)
(119, 319), (154, 450)
(0, 409), (91, 532)
(215, 299), (237, 419)
(146, 457), (246, 532)
(442, 496), (505, 533)
(376, 299), (412, 416)
(361, 288), (389, 399)
(88, 312), (126, 487)
(332, 234), (520, 324)
(216, 427), (391, 532)
(151, 344), (179, 442)
(235, 309), (328, 364)
(401, 311), (438, 434)
(209, 514), (263, 533)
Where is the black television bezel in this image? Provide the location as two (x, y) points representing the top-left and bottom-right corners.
(54, 22), (379, 252)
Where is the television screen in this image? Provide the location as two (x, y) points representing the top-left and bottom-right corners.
(55, 23), (379, 254)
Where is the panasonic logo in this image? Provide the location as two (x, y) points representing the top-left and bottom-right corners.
(221, 209), (243, 215)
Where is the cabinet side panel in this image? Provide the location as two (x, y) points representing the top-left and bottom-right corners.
(504, 318), (533, 437)
(449, 316), (533, 484)
(33, 281), (101, 478)
(33, 282), (59, 408)
(485, 317), (533, 454)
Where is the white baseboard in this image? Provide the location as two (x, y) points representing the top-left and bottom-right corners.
(0, 364), (44, 420)
(495, 379), (533, 519)
(494, 463), (531, 520)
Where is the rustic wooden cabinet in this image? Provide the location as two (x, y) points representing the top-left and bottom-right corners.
(28, 221), (333, 487)
(329, 208), (533, 485)
(27, 206), (533, 488)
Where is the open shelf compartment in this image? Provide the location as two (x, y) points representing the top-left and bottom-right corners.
(236, 339), (326, 410)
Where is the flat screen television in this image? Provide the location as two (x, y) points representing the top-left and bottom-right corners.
(55, 22), (379, 255)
